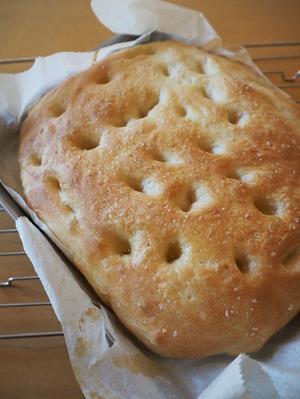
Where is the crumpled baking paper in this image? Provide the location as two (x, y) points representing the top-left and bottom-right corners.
(90, 0), (221, 49)
(0, 0), (300, 398)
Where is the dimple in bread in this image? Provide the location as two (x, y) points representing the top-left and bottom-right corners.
(19, 41), (300, 358)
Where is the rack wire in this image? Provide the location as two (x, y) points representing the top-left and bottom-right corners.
(0, 40), (299, 392)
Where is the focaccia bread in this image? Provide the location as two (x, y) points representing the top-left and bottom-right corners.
(19, 41), (300, 358)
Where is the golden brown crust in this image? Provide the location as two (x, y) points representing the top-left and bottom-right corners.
(19, 40), (300, 358)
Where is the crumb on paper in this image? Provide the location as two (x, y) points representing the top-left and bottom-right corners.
(75, 336), (88, 357)
(112, 354), (163, 378)
(90, 392), (106, 399)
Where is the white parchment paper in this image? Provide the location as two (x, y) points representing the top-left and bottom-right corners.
(1, 1), (300, 398)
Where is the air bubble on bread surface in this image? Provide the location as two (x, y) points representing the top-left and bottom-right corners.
(164, 63), (182, 78)
(226, 168), (256, 183)
(196, 137), (214, 153)
(151, 148), (165, 162)
(28, 153), (41, 166)
(114, 110), (138, 127)
(226, 170), (241, 180)
(254, 197), (283, 216)
(282, 246), (300, 270)
(235, 254), (255, 273)
(160, 64), (170, 77)
(114, 116), (128, 128)
(59, 190), (75, 214)
(74, 135), (100, 151)
(152, 149), (183, 165)
(139, 94), (160, 118)
(45, 176), (76, 215)
(116, 94), (159, 127)
(126, 176), (161, 196)
(114, 234), (131, 256)
(95, 69), (110, 85)
(201, 86), (211, 100)
(174, 184), (212, 212)
(196, 61), (204, 74)
(173, 187), (194, 212)
(228, 109), (247, 125)
(166, 240), (182, 263)
(226, 168), (250, 181)
(182, 188), (196, 212)
(63, 203), (75, 214)
(48, 102), (66, 117)
(46, 175), (61, 191)
(175, 104), (187, 117)
(126, 176), (143, 192)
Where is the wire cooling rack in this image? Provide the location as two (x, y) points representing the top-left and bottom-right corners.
(0, 41), (299, 396)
